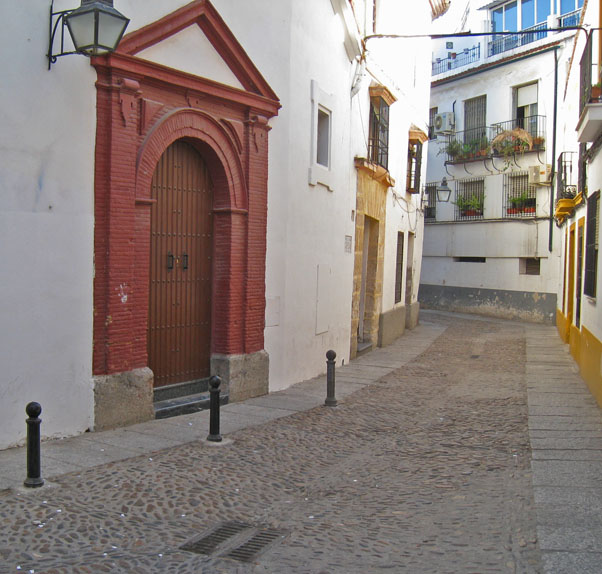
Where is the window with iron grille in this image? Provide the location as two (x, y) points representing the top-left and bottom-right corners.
(463, 95), (487, 145)
(504, 172), (536, 218)
(394, 232), (404, 304)
(369, 96), (389, 169)
(424, 182), (437, 221)
(429, 107), (438, 140)
(406, 140), (422, 194)
(584, 191), (599, 297)
(455, 178), (484, 221)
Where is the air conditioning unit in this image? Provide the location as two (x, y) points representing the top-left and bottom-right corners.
(528, 164), (552, 185)
(434, 112), (455, 134)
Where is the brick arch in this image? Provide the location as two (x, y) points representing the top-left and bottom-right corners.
(135, 108), (248, 212)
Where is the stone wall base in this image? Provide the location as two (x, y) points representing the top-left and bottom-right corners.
(378, 306), (406, 347)
(211, 350), (269, 402)
(419, 284), (556, 324)
(93, 367), (154, 431)
(405, 301), (420, 329)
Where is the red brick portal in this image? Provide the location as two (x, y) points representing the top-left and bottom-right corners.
(91, 0), (279, 377)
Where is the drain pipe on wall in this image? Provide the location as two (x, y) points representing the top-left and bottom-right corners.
(549, 46), (559, 253)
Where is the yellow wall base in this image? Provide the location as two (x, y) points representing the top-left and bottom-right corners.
(556, 311), (602, 408)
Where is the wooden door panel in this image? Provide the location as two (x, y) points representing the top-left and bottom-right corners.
(149, 141), (213, 388)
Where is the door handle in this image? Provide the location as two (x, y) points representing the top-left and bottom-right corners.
(167, 251), (174, 271)
(182, 252), (188, 271)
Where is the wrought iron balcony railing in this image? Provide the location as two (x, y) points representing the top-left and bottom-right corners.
(557, 152), (578, 199)
(580, 30), (601, 117)
(442, 115), (546, 164)
(432, 45), (480, 76)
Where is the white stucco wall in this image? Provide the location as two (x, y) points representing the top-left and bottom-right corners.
(0, 1), (98, 448)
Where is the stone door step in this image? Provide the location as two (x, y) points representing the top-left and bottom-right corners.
(154, 391), (229, 419)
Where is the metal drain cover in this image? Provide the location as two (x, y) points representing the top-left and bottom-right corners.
(181, 521), (251, 555)
(181, 521), (288, 563)
(225, 528), (287, 562)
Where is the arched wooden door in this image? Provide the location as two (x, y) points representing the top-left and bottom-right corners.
(148, 140), (213, 388)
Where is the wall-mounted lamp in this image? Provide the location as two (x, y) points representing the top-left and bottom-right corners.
(47, 0), (129, 70)
(436, 177), (452, 202)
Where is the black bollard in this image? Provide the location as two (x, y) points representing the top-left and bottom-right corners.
(325, 350), (338, 407)
(24, 402), (44, 488)
(207, 376), (223, 442)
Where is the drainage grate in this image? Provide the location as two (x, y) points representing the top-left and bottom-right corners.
(225, 528), (288, 563)
(181, 521), (251, 555)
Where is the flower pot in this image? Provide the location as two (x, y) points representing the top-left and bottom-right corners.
(591, 86), (602, 101)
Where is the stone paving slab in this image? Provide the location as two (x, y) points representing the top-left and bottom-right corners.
(528, 392), (601, 407)
(532, 460), (602, 486)
(528, 405), (600, 416)
(78, 426), (186, 453)
(531, 448), (602, 461)
(541, 551), (602, 574)
(528, 415), (602, 430)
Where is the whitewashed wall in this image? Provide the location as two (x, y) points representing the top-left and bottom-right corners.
(0, 1), (99, 448)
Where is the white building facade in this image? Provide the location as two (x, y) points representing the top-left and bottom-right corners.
(0, 0), (432, 450)
(421, 0), (583, 323)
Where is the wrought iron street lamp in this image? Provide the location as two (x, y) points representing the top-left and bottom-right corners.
(47, 0), (129, 70)
(436, 177), (452, 202)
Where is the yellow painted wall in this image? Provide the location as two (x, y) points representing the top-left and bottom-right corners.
(350, 167), (387, 358)
(556, 311), (602, 408)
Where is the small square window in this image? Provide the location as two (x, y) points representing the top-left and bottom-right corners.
(519, 258), (540, 275)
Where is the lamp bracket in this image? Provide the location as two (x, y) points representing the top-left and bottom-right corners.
(48, 1), (76, 70)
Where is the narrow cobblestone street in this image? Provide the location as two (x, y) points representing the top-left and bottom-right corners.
(1, 311), (601, 573)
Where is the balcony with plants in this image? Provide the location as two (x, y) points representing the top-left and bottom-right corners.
(441, 116), (546, 166)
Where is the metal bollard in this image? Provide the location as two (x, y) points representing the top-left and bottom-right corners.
(207, 376), (223, 442)
(24, 402), (44, 488)
(325, 350), (338, 407)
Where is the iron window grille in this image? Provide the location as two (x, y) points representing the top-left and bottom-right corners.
(557, 151), (578, 199)
(504, 172), (537, 218)
(424, 182), (437, 222)
(463, 95), (487, 145)
(394, 232), (404, 304)
(455, 178), (484, 221)
(368, 96), (389, 170)
(406, 140), (423, 194)
(584, 191), (599, 298)
(429, 107), (438, 140)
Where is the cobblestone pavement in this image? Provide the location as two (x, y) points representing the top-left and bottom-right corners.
(0, 312), (598, 573)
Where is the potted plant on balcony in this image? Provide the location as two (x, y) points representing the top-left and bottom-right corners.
(591, 82), (602, 101)
(475, 136), (490, 157)
(455, 195), (483, 216)
(507, 192), (533, 214)
(440, 139), (463, 162)
(532, 136), (545, 149)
